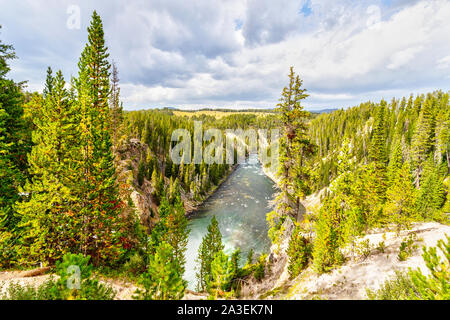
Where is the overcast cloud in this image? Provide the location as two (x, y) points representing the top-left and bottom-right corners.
(0, 0), (449, 110)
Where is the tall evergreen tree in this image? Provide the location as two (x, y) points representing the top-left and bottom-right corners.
(0, 28), (27, 252)
(269, 67), (315, 243)
(16, 69), (81, 265)
(416, 157), (445, 219)
(134, 241), (186, 300)
(369, 102), (388, 199)
(383, 161), (417, 231)
(411, 99), (436, 187)
(109, 61), (123, 148)
(196, 216), (224, 292)
(161, 196), (189, 274)
(312, 198), (344, 273)
(387, 142), (403, 188)
(74, 11), (124, 265)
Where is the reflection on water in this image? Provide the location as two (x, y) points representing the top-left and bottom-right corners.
(184, 154), (277, 290)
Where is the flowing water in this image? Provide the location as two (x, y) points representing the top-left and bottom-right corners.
(184, 154), (277, 290)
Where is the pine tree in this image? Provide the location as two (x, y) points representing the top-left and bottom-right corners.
(74, 11), (124, 265)
(276, 67), (314, 218)
(287, 226), (312, 278)
(369, 103), (388, 199)
(134, 241), (186, 300)
(137, 158), (146, 186)
(43, 67), (53, 98)
(383, 161), (417, 231)
(196, 216), (224, 292)
(0, 29), (27, 261)
(209, 250), (234, 298)
(435, 103), (449, 172)
(312, 198), (344, 273)
(387, 142), (403, 188)
(162, 196), (189, 274)
(109, 61), (123, 148)
(151, 168), (161, 204)
(416, 157), (445, 219)
(16, 69), (81, 265)
(269, 67), (315, 246)
(411, 99), (436, 187)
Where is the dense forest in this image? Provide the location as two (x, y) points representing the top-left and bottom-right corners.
(0, 11), (448, 300)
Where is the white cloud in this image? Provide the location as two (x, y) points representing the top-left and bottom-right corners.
(437, 55), (450, 69)
(387, 46), (423, 70)
(1, 0), (450, 110)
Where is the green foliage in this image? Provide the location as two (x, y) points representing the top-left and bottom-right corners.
(123, 252), (146, 275)
(196, 216), (224, 292)
(416, 157), (446, 219)
(0, 253), (116, 300)
(11, 12), (126, 268)
(0, 280), (60, 300)
(312, 198), (345, 273)
(369, 103), (388, 199)
(246, 248), (254, 265)
(411, 97), (436, 185)
(0, 26), (29, 268)
(149, 196), (189, 275)
(15, 69), (82, 266)
(271, 67), (315, 241)
(383, 161), (417, 231)
(253, 254), (267, 281)
(137, 159), (146, 186)
(53, 253), (116, 300)
(309, 91), (448, 276)
(266, 209), (287, 246)
(408, 235), (449, 299)
(73, 11), (125, 266)
(397, 234), (419, 261)
(355, 239), (373, 261)
(367, 236), (449, 300)
(376, 241), (386, 254)
(208, 250), (234, 298)
(109, 61), (124, 147)
(287, 226), (312, 278)
(366, 270), (419, 300)
(134, 242), (186, 300)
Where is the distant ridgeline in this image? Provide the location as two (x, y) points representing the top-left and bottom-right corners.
(163, 107), (278, 113)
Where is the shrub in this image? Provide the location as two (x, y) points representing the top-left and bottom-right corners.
(367, 235), (449, 300)
(376, 241), (386, 254)
(123, 252), (146, 275)
(0, 279), (59, 300)
(397, 234), (418, 261)
(287, 226), (312, 278)
(355, 239), (372, 261)
(253, 254), (267, 281)
(133, 242), (186, 300)
(208, 251), (234, 299)
(0, 253), (116, 300)
(53, 253), (116, 300)
(366, 270), (419, 300)
(312, 197), (349, 273)
(408, 236), (449, 299)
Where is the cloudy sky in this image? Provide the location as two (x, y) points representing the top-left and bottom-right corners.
(1, 0), (450, 110)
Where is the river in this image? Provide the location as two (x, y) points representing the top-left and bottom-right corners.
(184, 154), (277, 290)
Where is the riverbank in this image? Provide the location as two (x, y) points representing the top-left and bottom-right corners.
(184, 154), (277, 290)
(184, 163), (239, 217)
(259, 160), (279, 185)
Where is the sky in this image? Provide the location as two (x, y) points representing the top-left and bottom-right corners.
(1, 0), (450, 111)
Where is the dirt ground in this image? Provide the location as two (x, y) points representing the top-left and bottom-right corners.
(266, 222), (450, 300)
